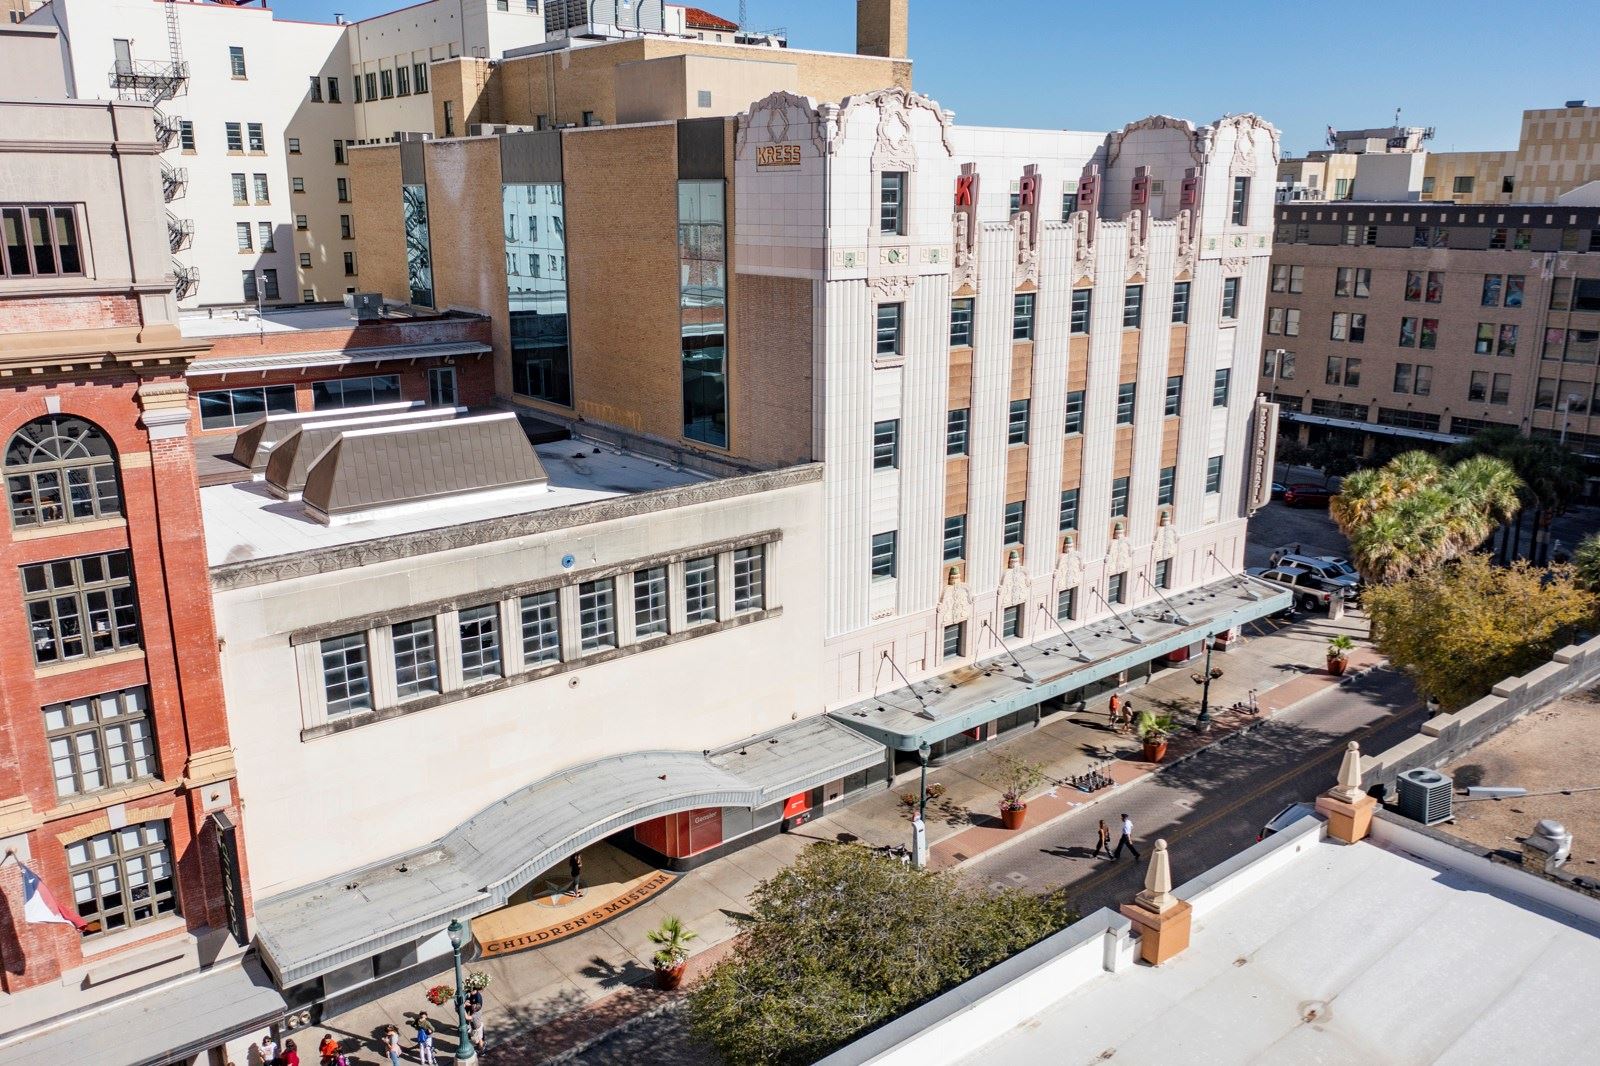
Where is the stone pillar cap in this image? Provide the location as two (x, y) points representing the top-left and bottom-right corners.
(1135, 838), (1176, 914)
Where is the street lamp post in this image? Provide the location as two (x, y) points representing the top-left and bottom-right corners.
(1194, 635), (1215, 731)
(911, 741), (931, 869)
(917, 741), (931, 821)
(446, 919), (476, 1063)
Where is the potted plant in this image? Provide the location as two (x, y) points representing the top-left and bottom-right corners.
(646, 916), (698, 990)
(987, 753), (1046, 830)
(1327, 634), (1354, 676)
(1135, 709), (1177, 763)
(424, 983), (454, 1007)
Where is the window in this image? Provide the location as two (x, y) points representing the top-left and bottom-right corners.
(1513, 228), (1533, 251)
(328, 77), (340, 103)
(950, 298), (974, 347)
(879, 171), (905, 235)
(1213, 368), (1231, 407)
(1393, 363), (1413, 394)
(68, 823), (176, 937)
(1064, 390), (1085, 434)
(392, 619), (439, 699)
(247, 123), (264, 152)
(258, 222), (273, 252)
(697, 89), (710, 108)
(334, 140), (346, 165)
(229, 45), (246, 77)
(197, 384), (294, 430)
(1154, 559), (1172, 590)
(1404, 271), (1424, 303)
(287, 138), (301, 155)
(344, 251), (355, 276)
(1268, 308), (1284, 335)
(1205, 456), (1223, 494)
(1506, 275), (1525, 308)
(873, 419), (899, 470)
(871, 531), (898, 580)
(1230, 176), (1249, 226)
(1498, 324), (1519, 357)
(1399, 317), (1418, 347)
(311, 374), (401, 410)
(1056, 587), (1077, 621)
(1475, 322), (1495, 355)
(178, 121), (195, 150)
(1003, 501), (1025, 546)
(1271, 264), (1289, 293)
(340, 214), (351, 238)
(299, 252), (311, 269)
(1158, 465), (1175, 506)
(520, 590), (561, 664)
(307, 76), (321, 102)
(380, 69), (394, 99)
(337, 178), (349, 203)
(683, 557), (718, 626)
(24, 552), (139, 666)
(6, 416), (121, 528)
(1283, 308), (1300, 336)
(1420, 319), (1438, 351)
(1268, 350), (1296, 380)
(1059, 488), (1078, 531)
(943, 514), (966, 561)
(252, 173), (269, 203)
(457, 605), (501, 681)
(1171, 281), (1190, 324)
(414, 62), (428, 94)
(1123, 284), (1143, 328)
(1536, 378), (1557, 410)
(1325, 356), (1342, 385)
(942, 622), (965, 660)
(1008, 399), (1030, 445)
(1002, 604), (1022, 639)
(733, 546), (765, 611)
(1164, 375), (1182, 416)
(235, 222), (254, 252)
(1343, 357), (1362, 387)
(45, 687), (155, 798)
(947, 408), (969, 456)
(1013, 293), (1036, 340)
(294, 214), (309, 232)
(352, 74), (360, 103)
(576, 580), (616, 652)
(1070, 289), (1092, 334)
(320, 633), (370, 716)
(1110, 476), (1129, 518)
(1425, 273), (1443, 304)
(365, 72), (378, 102)
(1468, 371), (1488, 403)
(1413, 364), (1433, 396)
(1221, 277), (1239, 319)
(1107, 572), (1127, 605)
(1482, 274), (1504, 307)
(1116, 382), (1136, 425)
(632, 567), (669, 639)
(225, 122), (243, 152)
(1061, 184), (1079, 220)
(876, 303), (902, 358)
(1492, 373), (1511, 405)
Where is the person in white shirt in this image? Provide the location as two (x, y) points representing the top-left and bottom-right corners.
(1112, 813), (1141, 861)
(259, 1034), (279, 1065)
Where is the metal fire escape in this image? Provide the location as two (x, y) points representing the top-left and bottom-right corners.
(167, 212), (194, 252)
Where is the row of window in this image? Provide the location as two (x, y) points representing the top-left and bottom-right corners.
(885, 172), (1250, 235)
(1535, 377), (1600, 414)
(352, 62), (431, 104)
(319, 546), (769, 719)
(195, 373), (404, 431)
(2, 204), (83, 279)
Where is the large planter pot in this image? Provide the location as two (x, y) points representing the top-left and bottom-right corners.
(1141, 738), (1169, 763)
(1000, 804), (1027, 830)
(654, 961), (687, 991)
(1327, 656), (1348, 676)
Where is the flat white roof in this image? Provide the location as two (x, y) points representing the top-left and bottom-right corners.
(179, 305), (480, 339)
(200, 439), (709, 567)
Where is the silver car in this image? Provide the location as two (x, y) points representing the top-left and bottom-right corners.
(1245, 565), (1345, 613)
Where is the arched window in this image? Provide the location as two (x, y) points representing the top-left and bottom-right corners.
(5, 416), (122, 529)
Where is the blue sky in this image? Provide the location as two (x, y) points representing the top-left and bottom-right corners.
(272, 0), (1595, 156)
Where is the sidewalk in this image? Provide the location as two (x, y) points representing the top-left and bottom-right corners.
(321, 608), (1375, 1065)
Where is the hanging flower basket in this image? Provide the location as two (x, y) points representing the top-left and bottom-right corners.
(463, 971), (492, 993)
(425, 984), (455, 1007)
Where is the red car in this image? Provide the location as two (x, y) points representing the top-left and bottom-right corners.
(1282, 483), (1335, 508)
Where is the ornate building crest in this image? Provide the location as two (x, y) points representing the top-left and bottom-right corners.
(868, 274), (915, 301)
(1107, 523), (1133, 574)
(938, 568), (973, 625)
(1054, 536), (1084, 589)
(1012, 163), (1042, 288)
(830, 86), (955, 165)
(1071, 163), (1101, 283)
(735, 91), (825, 159)
(1126, 209), (1148, 281)
(1153, 511), (1179, 561)
(998, 551), (1030, 608)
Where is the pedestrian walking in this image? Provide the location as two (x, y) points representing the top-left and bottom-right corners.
(1107, 691), (1123, 730)
(382, 1025), (403, 1066)
(567, 852), (585, 898)
(467, 1002), (486, 1054)
(414, 1024), (436, 1066)
(259, 1033), (279, 1066)
(317, 1034), (340, 1066)
(1093, 818), (1112, 859)
(1117, 701), (1135, 736)
(1112, 813), (1141, 861)
(281, 1040), (300, 1066)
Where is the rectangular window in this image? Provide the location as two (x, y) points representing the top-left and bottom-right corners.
(258, 222), (273, 252)
(247, 123), (264, 152)
(876, 303), (902, 358)
(414, 62), (428, 94)
(225, 122), (243, 152)
(1399, 317), (1418, 347)
(397, 65), (411, 96)
(943, 514), (966, 562)
(328, 77), (340, 103)
(1110, 476), (1130, 518)
(68, 823), (175, 937)
(879, 171), (905, 234)
(1348, 313), (1366, 343)
(1059, 488), (1079, 531)
(1107, 572), (1127, 605)
(1326, 356), (1342, 385)
(733, 546), (765, 611)
(365, 72), (378, 101)
(1221, 277), (1239, 319)
(337, 178), (349, 203)
(334, 139), (346, 165)
(633, 566), (669, 639)
(310, 374), (401, 410)
(873, 419), (900, 470)
(340, 214), (351, 238)
(1213, 368), (1231, 407)
(1162, 375), (1182, 417)
(1343, 357), (1362, 387)
(1158, 466), (1176, 507)
(392, 619), (439, 699)
(1420, 319), (1438, 351)
(1335, 267), (1353, 297)
(1506, 275), (1524, 308)
(7, 206), (89, 279)
(1268, 308), (1284, 335)
(179, 120), (195, 150)
(253, 173), (269, 203)
(1013, 292), (1036, 340)
(287, 137), (301, 155)
(950, 297), (974, 347)
(458, 604), (502, 682)
(1468, 371), (1488, 403)
(197, 384), (295, 430)
(518, 590), (561, 664)
(1123, 284), (1143, 328)
(1414, 364), (1433, 397)
(1171, 281), (1190, 324)
(44, 687), (155, 798)
(1056, 587), (1077, 621)
(1002, 604), (1022, 639)
(1394, 363), (1413, 394)
(1425, 272), (1443, 303)
(1353, 268), (1371, 297)
(299, 253), (311, 269)
(1154, 559), (1172, 590)
(1482, 274), (1502, 307)
(1403, 271), (1423, 302)
(1061, 182), (1079, 219)
(1205, 456), (1223, 494)
(683, 557), (718, 626)
(1003, 501), (1025, 546)
(1475, 322), (1495, 355)
(1331, 312), (1348, 341)
(1116, 382), (1136, 425)
(1284, 308), (1301, 336)
(1499, 324), (1519, 356)
(1008, 399), (1030, 445)
(1070, 289), (1092, 334)
(229, 46), (246, 77)
(942, 621), (965, 660)
(1231, 176), (1249, 226)
(1492, 373), (1511, 406)
(319, 633), (370, 716)
(946, 408), (969, 455)
(352, 74), (361, 102)
(1514, 228), (1533, 251)
(308, 76), (321, 102)
(380, 68), (394, 99)
(870, 531), (898, 580)
(235, 222), (252, 251)
(23, 552), (140, 665)
(578, 580), (617, 652)
(1271, 264), (1288, 293)
(1064, 390), (1085, 434)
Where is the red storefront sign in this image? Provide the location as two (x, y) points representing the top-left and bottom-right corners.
(781, 792), (813, 830)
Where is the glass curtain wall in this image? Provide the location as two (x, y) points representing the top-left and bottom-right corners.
(678, 180), (728, 448)
(402, 184), (434, 308)
(504, 183), (572, 407)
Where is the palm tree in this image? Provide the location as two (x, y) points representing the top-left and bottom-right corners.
(1574, 534), (1600, 591)
(1448, 429), (1584, 562)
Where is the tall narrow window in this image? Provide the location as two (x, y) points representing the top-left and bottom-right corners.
(1107, 572), (1127, 605)
(579, 580), (616, 652)
(949, 298), (974, 347)
(392, 619), (439, 699)
(943, 514), (966, 562)
(1002, 604), (1022, 639)
(1122, 284), (1143, 328)
(684, 557), (718, 625)
(733, 546), (765, 611)
(1116, 382), (1136, 425)
(1003, 501), (1025, 545)
(229, 46), (247, 77)
(873, 420), (900, 470)
(308, 75), (322, 102)
(1171, 281), (1190, 324)
(1008, 399), (1030, 445)
(414, 62), (429, 94)
(1059, 488), (1078, 531)
(320, 633), (370, 717)
(879, 171), (905, 234)
(327, 77), (340, 103)
(1164, 375), (1182, 416)
(1206, 456), (1223, 494)
(178, 121), (195, 150)
(871, 531), (897, 580)
(946, 408), (969, 456)
(247, 123), (264, 152)
(225, 122), (243, 152)
(458, 605), (502, 682)
(1056, 587), (1077, 621)
(505, 184), (569, 405)
(1110, 476), (1130, 518)
(633, 567), (669, 638)
(1221, 277), (1240, 319)
(380, 68), (394, 99)
(943, 622), (965, 660)
(1213, 368), (1231, 407)
(1064, 390), (1084, 435)
(1231, 177), (1249, 226)
(520, 590), (561, 665)
(1154, 559), (1172, 589)
(1070, 289), (1092, 334)
(876, 303), (902, 358)
(397, 65), (411, 96)
(1158, 466), (1175, 506)
(678, 180), (726, 443)
(1013, 293), (1036, 340)
(233, 221), (250, 251)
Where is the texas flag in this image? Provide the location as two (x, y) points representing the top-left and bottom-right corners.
(20, 862), (87, 930)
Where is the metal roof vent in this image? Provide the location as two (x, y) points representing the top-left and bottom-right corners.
(1397, 768), (1453, 826)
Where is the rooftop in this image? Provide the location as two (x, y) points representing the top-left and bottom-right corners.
(178, 303), (479, 339)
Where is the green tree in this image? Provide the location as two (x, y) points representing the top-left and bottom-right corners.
(686, 843), (1075, 1066)
(1447, 428), (1585, 562)
(1365, 555), (1596, 710)
(1573, 533), (1600, 591)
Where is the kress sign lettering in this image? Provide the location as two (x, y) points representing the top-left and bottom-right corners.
(756, 144), (802, 167)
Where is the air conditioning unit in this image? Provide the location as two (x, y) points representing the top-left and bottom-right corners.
(1396, 767), (1453, 825)
(343, 292), (384, 321)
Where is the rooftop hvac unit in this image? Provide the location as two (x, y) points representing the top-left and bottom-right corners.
(1396, 767), (1453, 825)
(344, 292), (384, 321)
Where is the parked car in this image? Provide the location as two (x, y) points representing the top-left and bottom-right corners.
(1282, 482), (1335, 508)
(1270, 552), (1363, 603)
(1245, 565), (1346, 613)
(1270, 481), (1287, 500)
(1258, 802), (1316, 841)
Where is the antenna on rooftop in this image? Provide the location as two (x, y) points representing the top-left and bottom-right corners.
(739, 0), (747, 26)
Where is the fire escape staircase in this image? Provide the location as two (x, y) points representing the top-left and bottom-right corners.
(167, 211), (193, 253)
